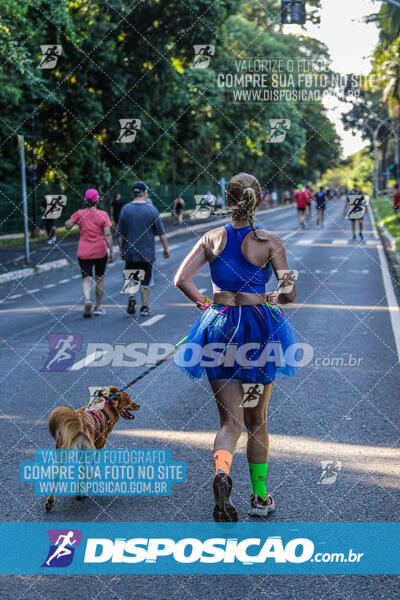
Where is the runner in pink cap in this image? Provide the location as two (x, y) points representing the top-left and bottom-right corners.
(84, 188), (99, 204)
(64, 188), (113, 317)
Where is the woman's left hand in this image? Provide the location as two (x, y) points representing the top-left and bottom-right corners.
(109, 253), (113, 264)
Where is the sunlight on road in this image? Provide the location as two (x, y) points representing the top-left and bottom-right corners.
(114, 429), (400, 489)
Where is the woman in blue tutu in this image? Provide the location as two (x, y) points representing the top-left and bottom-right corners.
(174, 172), (298, 522)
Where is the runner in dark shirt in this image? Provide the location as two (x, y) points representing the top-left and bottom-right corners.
(314, 187), (327, 227)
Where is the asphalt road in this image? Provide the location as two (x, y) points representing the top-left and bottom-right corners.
(0, 200), (399, 598)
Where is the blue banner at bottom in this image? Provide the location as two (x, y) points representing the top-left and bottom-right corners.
(0, 522), (399, 574)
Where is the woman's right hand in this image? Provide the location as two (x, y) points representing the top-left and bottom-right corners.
(109, 253), (114, 264)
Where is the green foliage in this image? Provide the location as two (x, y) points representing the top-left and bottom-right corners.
(318, 148), (374, 196)
(0, 0), (340, 222)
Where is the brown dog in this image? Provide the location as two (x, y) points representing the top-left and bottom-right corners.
(45, 386), (139, 511)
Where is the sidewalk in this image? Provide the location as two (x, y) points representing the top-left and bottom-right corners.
(0, 204), (290, 283)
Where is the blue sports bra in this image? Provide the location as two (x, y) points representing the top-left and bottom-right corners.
(210, 224), (273, 293)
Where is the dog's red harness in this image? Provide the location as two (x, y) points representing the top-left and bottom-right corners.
(84, 408), (110, 432)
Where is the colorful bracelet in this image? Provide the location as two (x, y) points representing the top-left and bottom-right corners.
(196, 295), (213, 310)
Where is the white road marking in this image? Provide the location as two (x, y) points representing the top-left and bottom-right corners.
(296, 239), (316, 245)
(9, 294), (22, 299)
(141, 314), (165, 326)
(44, 283), (56, 289)
(198, 288), (207, 294)
(332, 239), (348, 245)
(70, 350), (108, 371)
(365, 239), (378, 245)
(29, 288), (40, 293)
(369, 204), (400, 362)
(59, 279), (70, 284)
(72, 275), (81, 279)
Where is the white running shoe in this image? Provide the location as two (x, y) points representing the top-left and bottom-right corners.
(248, 492), (275, 518)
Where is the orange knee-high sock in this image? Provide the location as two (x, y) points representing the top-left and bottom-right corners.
(213, 449), (233, 474)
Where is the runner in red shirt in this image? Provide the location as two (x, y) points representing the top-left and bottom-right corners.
(305, 182), (313, 221)
(294, 184), (307, 228)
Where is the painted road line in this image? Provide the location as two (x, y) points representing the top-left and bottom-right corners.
(70, 350), (108, 371)
(369, 204), (400, 362)
(9, 294), (22, 299)
(59, 279), (71, 284)
(141, 314), (165, 326)
(296, 239), (316, 246)
(44, 283), (56, 289)
(71, 274), (81, 279)
(332, 239), (348, 245)
(198, 288), (207, 294)
(28, 288), (40, 293)
(365, 239), (379, 245)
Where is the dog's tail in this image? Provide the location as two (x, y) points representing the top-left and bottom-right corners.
(48, 406), (92, 449)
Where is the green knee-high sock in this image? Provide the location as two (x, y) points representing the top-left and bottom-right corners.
(248, 462), (268, 499)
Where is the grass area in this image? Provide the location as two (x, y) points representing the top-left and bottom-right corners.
(373, 197), (400, 253)
(0, 229), (78, 247)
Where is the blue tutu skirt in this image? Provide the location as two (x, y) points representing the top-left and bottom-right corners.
(176, 304), (300, 384)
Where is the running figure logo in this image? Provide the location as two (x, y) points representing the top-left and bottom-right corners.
(42, 529), (81, 567)
(42, 195), (67, 219)
(267, 119), (291, 143)
(121, 269), (145, 294)
(276, 269), (299, 294)
(42, 334), (82, 372)
(192, 45), (215, 69)
(117, 119), (141, 143)
(317, 460), (342, 485)
(240, 384), (264, 408)
(191, 193), (216, 219)
(346, 195), (369, 220)
(38, 45), (62, 69)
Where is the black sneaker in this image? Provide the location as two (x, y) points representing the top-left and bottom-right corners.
(140, 306), (150, 317)
(359, 233), (364, 241)
(352, 234), (357, 241)
(248, 492), (275, 518)
(212, 472), (238, 522)
(127, 297), (136, 314)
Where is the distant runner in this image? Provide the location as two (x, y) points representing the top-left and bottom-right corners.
(343, 184), (366, 241)
(294, 184), (307, 228)
(305, 182), (313, 221)
(314, 186), (328, 227)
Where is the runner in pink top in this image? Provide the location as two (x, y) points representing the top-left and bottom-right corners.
(65, 189), (113, 318)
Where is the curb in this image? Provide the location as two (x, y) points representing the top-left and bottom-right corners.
(0, 204), (291, 284)
(372, 207), (400, 282)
